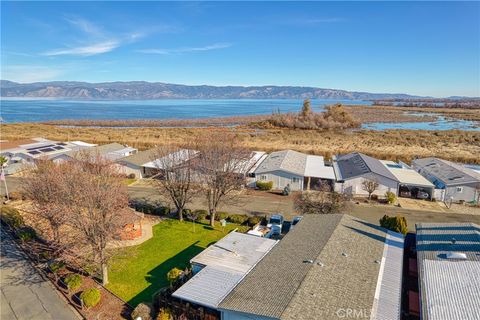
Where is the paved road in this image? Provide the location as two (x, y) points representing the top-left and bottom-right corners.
(0, 229), (79, 320)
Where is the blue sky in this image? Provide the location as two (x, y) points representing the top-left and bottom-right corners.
(1, 1), (479, 97)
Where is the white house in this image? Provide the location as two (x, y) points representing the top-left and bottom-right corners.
(412, 157), (480, 202)
(254, 150), (335, 191)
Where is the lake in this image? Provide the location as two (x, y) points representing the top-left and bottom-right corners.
(0, 98), (368, 123)
(0, 98), (478, 131)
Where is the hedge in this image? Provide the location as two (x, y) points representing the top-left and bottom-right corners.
(81, 288), (101, 308)
(227, 214), (249, 224)
(256, 181), (273, 191)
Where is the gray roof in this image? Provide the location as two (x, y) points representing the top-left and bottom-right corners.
(334, 152), (399, 182)
(65, 142), (126, 159)
(172, 232), (277, 309)
(219, 214), (404, 320)
(412, 157), (480, 186)
(117, 148), (158, 166)
(416, 223), (480, 320)
(255, 150), (307, 176)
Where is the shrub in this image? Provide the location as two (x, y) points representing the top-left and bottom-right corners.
(131, 302), (152, 320)
(256, 181), (273, 191)
(247, 216), (262, 226)
(81, 288), (101, 308)
(385, 191), (396, 204)
(215, 212), (229, 221)
(154, 206), (170, 216)
(157, 308), (173, 320)
(379, 215), (408, 235)
(127, 173), (136, 179)
(167, 268), (183, 285)
(49, 261), (65, 274)
(228, 214), (249, 224)
(8, 191), (24, 201)
(16, 226), (36, 242)
(193, 209), (208, 221)
(371, 194), (379, 201)
(181, 209), (191, 217)
(64, 274), (82, 291)
(0, 206), (24, 228)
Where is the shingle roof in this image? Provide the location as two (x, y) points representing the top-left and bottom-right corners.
(412, 157), (480, 186)
(255, 150), (307, 176)
(219, 215), (404, 320)
(117, 148), (158, 166)
(416, 223), (480, 320)
(334, 152), (399, 182)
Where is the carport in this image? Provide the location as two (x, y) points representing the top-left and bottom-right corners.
(303, 155), (336, 191)
(382, 161), (435, 200)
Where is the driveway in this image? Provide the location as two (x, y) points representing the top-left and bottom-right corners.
(0, 229), (79, 320)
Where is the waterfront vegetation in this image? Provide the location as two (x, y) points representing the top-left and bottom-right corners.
(3, 121), (479, 164)
(106, 219), (247, 306)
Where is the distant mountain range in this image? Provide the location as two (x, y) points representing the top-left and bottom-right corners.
(0, 80), (433, 100)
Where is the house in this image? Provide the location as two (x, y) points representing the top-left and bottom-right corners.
(0, 138), (97, 174)
(415, 223), (480, 320)
(172, 232), (278, 310)
(62, 142), (137, 162)
(116, 148), (198, 179)
(333, 152), (399, 197)
(380, 160), (435, 199)
(254, 150), (335, 191)
(412, 157), (480, 202)
(218, 214), (404, 320)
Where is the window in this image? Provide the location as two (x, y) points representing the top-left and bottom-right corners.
(260, 175), (267, 181)
(456, 187), (463, 193)
(292, 177), (299, 183)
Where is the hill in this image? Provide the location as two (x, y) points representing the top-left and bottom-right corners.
(0, 80), (423, 100)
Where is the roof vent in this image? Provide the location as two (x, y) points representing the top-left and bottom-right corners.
(341, 252), (348, 257)
(374, 260), (381, 264)
(303, 259), (314, 264)
(451, 238), (456, 245)
(446, 252), (467, 260)
(317, 262), (324, 267)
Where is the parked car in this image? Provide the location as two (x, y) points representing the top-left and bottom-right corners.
(399, 189), (412, 198)
(268, 214), (284, 236)
(416, 190), (430, 199)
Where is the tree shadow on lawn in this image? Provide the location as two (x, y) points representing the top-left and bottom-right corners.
(127, 241), (204, 307)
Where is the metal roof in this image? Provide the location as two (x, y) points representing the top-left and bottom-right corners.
(381, 160), (434, 188)
(172, 232), (277, 309)
(304, 155), (335, 179)
(412, 157), (480, 186)
(143, 149), (199, 169)
(416, 223), (480, 320)
(334, 152), (399, 182)
(219, 215), (404, 319)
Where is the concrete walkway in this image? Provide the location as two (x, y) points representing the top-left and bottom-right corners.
(0, 229), (80, 320)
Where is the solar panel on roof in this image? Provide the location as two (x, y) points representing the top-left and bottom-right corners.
(28, 150), (40, 155)
(40, 148), (55, 152)
(27, 144), (54, 150)
(53, 146), (64, 150)
(57, 142), (67, 146)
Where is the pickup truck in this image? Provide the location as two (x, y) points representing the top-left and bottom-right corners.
(268, 214), (284, 236)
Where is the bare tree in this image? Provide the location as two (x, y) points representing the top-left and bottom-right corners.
(152, 146), (199, 221)
(22, 160), (69, 247)
(63, 154), (130, 285)
(294, 181), (347, 214)
(362, 179), (379, 199)
(194, 130), (251, 226)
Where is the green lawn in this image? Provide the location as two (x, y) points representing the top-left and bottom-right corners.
(106, 219), (248, 306)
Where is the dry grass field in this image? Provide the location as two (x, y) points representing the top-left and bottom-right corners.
(2, 122), (479, 164)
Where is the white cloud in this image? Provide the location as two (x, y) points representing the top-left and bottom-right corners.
(138, 42), (232, 55)
(1, 65), (64, 83)
(42, 40), (120, 56)
(64, 17), (103, 36)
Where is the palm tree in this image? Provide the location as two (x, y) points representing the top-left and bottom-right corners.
(0, 155), (9, 200)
